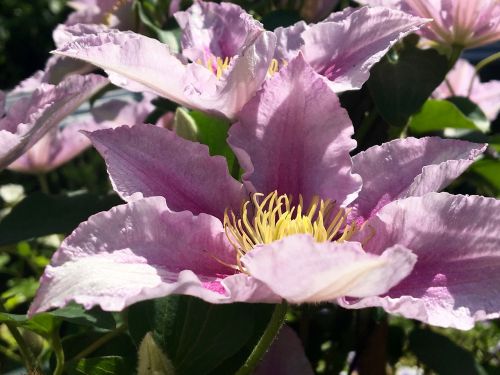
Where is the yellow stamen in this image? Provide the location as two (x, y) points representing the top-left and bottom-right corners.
(224, 191), (358, 271)
(268, 59), (279, 76)
(195, 54), (231, 79)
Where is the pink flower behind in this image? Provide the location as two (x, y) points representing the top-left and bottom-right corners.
(274, 6), (428, 91)
(433, 58), (500, 121)
(0, 74), (108, 170)
(30, 56), (499, 330)
(360, 0), (500, 49)
(7, 92), (154, 174)
(54, 2), (276, 120)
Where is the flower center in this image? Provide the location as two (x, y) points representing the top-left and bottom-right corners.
(195, 56), (288, 79)
(223, 191), (357, 270)
(196, 56), (231, 79)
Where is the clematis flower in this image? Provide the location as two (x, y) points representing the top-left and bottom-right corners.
(433, 58), (500, 121)
(359, 0), (500, 49)
(274, 5), (428, 92)
(29, 56), (498, 330)
(52, 1), (426, 117)
(7, 92), (154, 174)
(0, 74), (108, 170)
(53, 2), (276, 120)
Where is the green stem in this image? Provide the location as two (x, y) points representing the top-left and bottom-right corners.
(0, 301), (37, 371)
(51, 329), (65, 375)
(447, 44), (463, 69)
(235, 301), (288, 375)
(69, 324), (127, 364)
(37, 173), (50, 195)
(468, 51), (500, 95)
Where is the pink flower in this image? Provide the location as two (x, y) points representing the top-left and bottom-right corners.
(7, 92), (154, 174)
(54, 2), (276, 120)
(53, 1), (426, 117)
(0, 74), (108, 170)
(433, 58), (500, 121)
(274, 5), (427, 91)
(29, 56), (497, 330)
(360, 0), (500, 49)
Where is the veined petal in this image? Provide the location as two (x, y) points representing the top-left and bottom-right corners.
(229, 54), (361, 207)
(345, 192), (500, 330)
(214, 30), (276, 120)
(54, 28), (219, 112)
(8, 91), (154, 174)
(29, 196), (238, 315)
(174, 1), (263, 62)
(301, 6), (428, 91)
(0, 74), (108, 170)
(352, 137), (486, 220)
(274, 21), (308, 62)
(242, 234), (416, 303)
(54, 26), (274, 119)
(87, 124), (245, 218)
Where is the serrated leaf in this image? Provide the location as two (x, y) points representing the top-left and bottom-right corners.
(0, 192), (122, 245)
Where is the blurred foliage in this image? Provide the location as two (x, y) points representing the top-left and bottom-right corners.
(0, 0), (69, 89)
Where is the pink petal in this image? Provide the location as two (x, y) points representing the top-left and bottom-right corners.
(87, 124), (245, 218)
(343, 192), (500, 329)
(29, 196), (240, 315)
(243, 234), (416, 304)
(352, 137), (486, 220)
(301, 6), (428, 91)
(54, 28), (218, 111)
(0, 74), (108, 170)
(54, 26), (275, 120)
(255, 326), (313, 375)
(229, 54), (361, 207)
(8, 91), (154, 173)
(174, 1), (262, 62)
(273, 21), (308, 62)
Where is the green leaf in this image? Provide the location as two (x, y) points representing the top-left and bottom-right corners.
(408, 99), (480, 134)
(190, 111), (236, 171)
(2, 277), (39, 310)
(409, 328), (487, 375)
(0, 305), (114, 336)
(48, 304), (116, 330)
(447, 96), (489, 132)
(128, 295), (274, 375)
(0, 311), (58, 337)
(368, 45), (448, 128)
(135, 1), (180, 50)
(67, 356), (127, 375)
(471, 159), (500, 196)
(0, 191), (122, 246)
